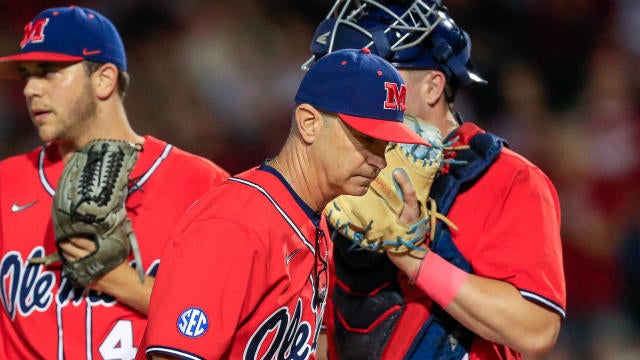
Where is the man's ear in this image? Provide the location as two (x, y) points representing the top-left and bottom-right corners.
(294, 103), (323, 144)
(425, 70), (447, 106)
(92, 63), (119, 100)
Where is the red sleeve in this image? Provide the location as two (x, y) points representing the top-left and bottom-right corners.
(474, 164), (566, 317)
(142, 217), (266, 359)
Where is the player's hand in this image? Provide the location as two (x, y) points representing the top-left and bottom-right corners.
(387, 169), (427, 278)
(60, 237), (153, 313)
(394, 169), (421, 225)
(58, 237), (113, 290)
(58, 237), (97, 261)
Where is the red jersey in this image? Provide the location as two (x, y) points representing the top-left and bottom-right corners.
(0, 136), (229, 360)
(138, 164), (331, 360)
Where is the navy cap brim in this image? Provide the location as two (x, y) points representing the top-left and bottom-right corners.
(339, 113), (429, 146)
(0, 52), (84, 78)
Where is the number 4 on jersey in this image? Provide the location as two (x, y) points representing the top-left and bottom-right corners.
(99, 320), (137, 360)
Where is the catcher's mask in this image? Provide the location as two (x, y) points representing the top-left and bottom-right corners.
(302, 0), (486, 100)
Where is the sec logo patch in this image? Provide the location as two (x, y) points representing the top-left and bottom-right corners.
(177, 307), (209, 338)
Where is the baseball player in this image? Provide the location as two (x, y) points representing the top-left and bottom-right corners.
(137, 48), (428, 360)
(0, 6), (229, 359)
(305, 1), (566, 359)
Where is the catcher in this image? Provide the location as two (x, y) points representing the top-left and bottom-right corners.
(308, 1), (566, 360)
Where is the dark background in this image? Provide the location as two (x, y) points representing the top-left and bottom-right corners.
(1, 1), (639, 359)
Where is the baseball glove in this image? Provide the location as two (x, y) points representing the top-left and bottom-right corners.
(30, 139), (145, 287)
(325, 115), (458, 255)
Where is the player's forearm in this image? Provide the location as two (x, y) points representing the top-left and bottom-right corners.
(444, 275), (561, 358)
(89, 262), (155, 315)
(390, 251), (561, 358)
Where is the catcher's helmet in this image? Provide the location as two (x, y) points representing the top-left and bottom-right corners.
(303, 0), (486, 95)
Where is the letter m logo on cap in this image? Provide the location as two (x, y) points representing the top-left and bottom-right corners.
(384, 82), (407, 111)
(20, 18), (49, 48)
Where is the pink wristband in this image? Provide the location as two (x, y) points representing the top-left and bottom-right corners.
(413, 251), (469, 308)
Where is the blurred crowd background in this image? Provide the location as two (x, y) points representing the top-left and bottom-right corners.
(1, 1), (639, 359)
